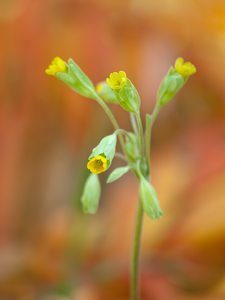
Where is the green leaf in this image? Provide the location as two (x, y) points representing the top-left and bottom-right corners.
(139, 177), (163, 220)
(107, 166), (129, 183)
(81, 174), (101, 214)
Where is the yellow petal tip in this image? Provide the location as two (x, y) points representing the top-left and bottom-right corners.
(175, 57), (196, 77)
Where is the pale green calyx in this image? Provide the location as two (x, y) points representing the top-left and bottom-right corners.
(157, 67), (185, 106)
(81, 173), (101, 214)
(139, 177), (163, 220)
(106, 71), (140, 113)
(157, 57), (197, 107)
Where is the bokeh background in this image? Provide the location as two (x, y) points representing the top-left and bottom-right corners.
(1, 0), (225, 299)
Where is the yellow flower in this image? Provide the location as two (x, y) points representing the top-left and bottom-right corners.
(87, 155), (108, 174)
(175, 57), (197, 77)
(106, 71), (127, 90)
(45, 57), (67, 76)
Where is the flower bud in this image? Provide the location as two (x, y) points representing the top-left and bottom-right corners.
(81, 174), (101, 214)
(139, 177), (163, 220)
(157, 68), (185, 106)
(157, 57), (196, 106)
(106, 71), (140, 113)
(87, 133), (117, 174)
(45, 57), (97, 100)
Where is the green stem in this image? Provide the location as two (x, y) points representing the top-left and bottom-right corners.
(131, 103), (160, 299)
(135, 113), (144, 157)
(130, 111), (146, 300)
(95, 94), (126, 154)
(145, 103), (160, 171)
(115, 152), (127, 162)
(130, 113), (139, 135)
(145, 114), (152, 169)
(131, 198), (144, 300)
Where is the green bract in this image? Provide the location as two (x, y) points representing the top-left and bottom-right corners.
(56, 58), (97, 100)
(81, 173), (101, 214)
(107, 166), (130, 183)
(139, 177), (163, 220)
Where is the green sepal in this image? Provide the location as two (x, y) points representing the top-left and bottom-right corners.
(139, 177), (163, 220)
(88, 133), (117, 167)
(107, 166), (130, 183)
(96, 81), (119, 104)
(56, 58), (97, 100)
(111, 79), (140, 113)
(157, 67), (186, 106)
(81, 173), (101, 214)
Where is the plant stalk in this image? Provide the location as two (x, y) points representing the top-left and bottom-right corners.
(131, 197), (144, 300)
(95, 94), (126, 154)
(131, 102), (159, 299)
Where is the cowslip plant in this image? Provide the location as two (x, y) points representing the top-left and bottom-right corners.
(45, 56), (196, 299)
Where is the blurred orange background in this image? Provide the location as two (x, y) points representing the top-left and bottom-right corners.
(0, 0), (225, 299)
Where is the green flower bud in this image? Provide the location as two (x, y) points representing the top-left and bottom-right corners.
(107, 166), (129, 183)
(46, 57), (97, 100)
(87, 133), (117, 174)
(157, 68), (185, 106)
(139, 177), (163, 220)
(106, 71), (140, 113)
(157, 57), (197, 107)
(81, 173), (101, 214)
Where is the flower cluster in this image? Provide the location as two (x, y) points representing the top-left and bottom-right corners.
(45, 56), (196, 219)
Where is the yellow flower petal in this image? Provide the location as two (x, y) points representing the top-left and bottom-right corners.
(45, 57), (67, 76)
(106, 71), (127, 90)
(87, 155), (108, 174)
(175, 57), (196, 77)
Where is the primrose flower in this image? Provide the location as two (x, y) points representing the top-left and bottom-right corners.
(45, 57), (67, 76)
(87, 133), (117, 174)
(87, 155), (108, 174)
(106, 71), (127, 90)
(175, 57), (196, 77)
